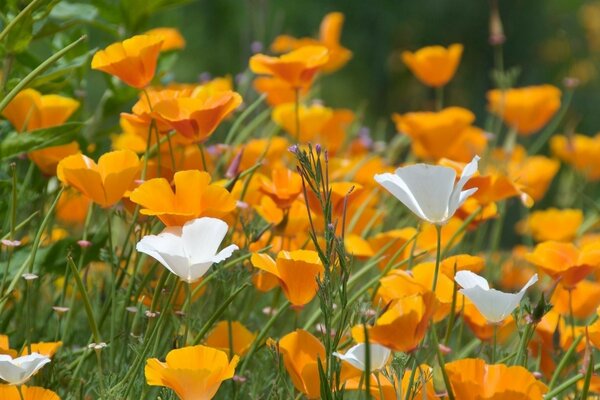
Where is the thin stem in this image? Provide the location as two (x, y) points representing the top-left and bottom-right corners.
(0, 0), (44, 42)
(17, 385), (25, 400)
(294, 88), (300, 142)
(432, 224), (442, 291)
(435, 86), (444, 111)
(184, 282), (192, 346)
(568, 288), (576, 340)
(25, 279), (32, 354)
(430, 328), (455, 400)
(492, 324), (497, 363)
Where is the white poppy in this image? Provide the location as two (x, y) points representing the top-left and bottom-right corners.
(333, 343), (391, 372)
(0, 353), (51, 385)
(136, 217), (238, 283)
(374, 155), (480, 225)
(455, 270), (538, 324)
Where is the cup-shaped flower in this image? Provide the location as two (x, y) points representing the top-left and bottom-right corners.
(91, 34), (163, 89)
(487, 85), (561, 136)
(145, 345), (238, 400)
(130, 170), (236, 226)
(57, 150), (140, 208)
(259, 167), (304, 209)
(204, 321), (256, 357)
(374, 155), (479, 225)
(136, 217), (238, 283)
(250, 250), (323, 306)
(455, 270), (538, 324)
(333, 343), (391, 372)
(145, 27), (186, 51)
(551, 133), (600, 181)
(249, 46), (329, 89)
(0, 353), (50, 385)
(0, 385), (59, 400)
(519, 208), (583, 243)
(402, 44), (463, 87)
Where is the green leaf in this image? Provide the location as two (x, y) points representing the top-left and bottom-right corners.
(49, 2), (98, 21)
(4, 12), (33, 53)
(31, 50), (93, 88)
(0, 122), (82, 161)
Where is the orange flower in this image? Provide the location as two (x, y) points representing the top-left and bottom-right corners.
(551, 280), (600, 318)
(145, 345), (238, 400)
(518, 208), (583, 242)
(487, 85), (561, 135)
(204, 321), (256, 357)
(445, 358), (548, 399)
(249, 46), (329, 89)
(462, 303), (516, 342)
(0, 385), (60, 400)
(253, 76), (309, 106)
(352, 292), (437, 352)
(145, 27), (186, 51)
(401, 44), (463, 87)
(57, 150), (140, 208)
(271, 12), (352, 73)
(259, 167), (303, 209)
(500, 246), (538, 290)
(526, 240), (600, 288)
(250, 250), (323, 306)
(272, 102), (332, 142)
(91, 34), (163, 89)
(344, 373), (398, 400)
(399, 365), (436, 399)
(392, 107), (480, 161)
(440, 254), (485, 277)
(151, 91), (242, 141)
(130, 170), (236, 226)
(551, 133), (600, 180)
(276, 329), (325, 399)
(238, 137), (290, 171)
(367, 228), (416, 270)
(21, 342), (62, 357)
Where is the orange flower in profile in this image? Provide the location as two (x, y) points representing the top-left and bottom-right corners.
(145, 345), (238, 400)
(462, 303), (516, 342)
(250, 250), (323, 306)
(402, 44), (463, 87)
(487, 85), (561, 136)
(271, 12), (352, 73)
(551, 280), (600, 318)
(526, 240), (600, 288)
(253, 76), (309, 106)
(445, 358), (548, 399)
(272, 103), (332, 142)
(204, 321), (256, 357)
(392, 107), (480, 161)
(57, 150), (140, 208)
(145, 27), (186, 51)
(249, 46), (329, 89)
(130, 170), (236, 226)
(152, 91), (242, 141)
(0, 385), (60, 400)
(91, 34), (163, 89)
(352, 292), (437, 352)
(551, 133), (600, 180)
(518, 208), (583, 242)
(259, 167), (303, 209)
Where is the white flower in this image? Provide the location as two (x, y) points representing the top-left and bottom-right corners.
(374, 155), (480, 225)
(136, 217), (238, 283)
(333, 343), (391, 372)
(455, 270), (538, 324)
(0, 353), (51, 385)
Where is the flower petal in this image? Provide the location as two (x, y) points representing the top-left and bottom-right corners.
(455, 270), (489, 290)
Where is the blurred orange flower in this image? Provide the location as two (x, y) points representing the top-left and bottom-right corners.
(487, 85), (561, 136)
(250, 250), (323, 306)
(130, 170), (236, 226)
(0, 385), (60, 400)
(145, 27), (186, 51)
(57, 150), (140, 208)
(551, 280), (600, 318)
(204, 321), (256, 357)
(402, 44), (463, 87)
(145, 345), (238, 400)
(462, 303), (516, 342)
(551, 133), (600, 180)
(91, 34), (163, 89)
(518, 208), (582, 242)
(254, 76), (309, 106)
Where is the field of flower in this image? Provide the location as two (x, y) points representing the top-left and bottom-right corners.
(1, 0), (600, 399)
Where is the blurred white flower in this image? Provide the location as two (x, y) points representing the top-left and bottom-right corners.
(0, 353), (50, 385)
(333, 343), (391, 372)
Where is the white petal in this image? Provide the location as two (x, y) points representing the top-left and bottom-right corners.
(212, 244), (239, 264)
(182, 217), (230, 264)
(333, 343), (391, 372)
(0, 353), (50, 385)
(374, 173), (429, 222)
(136, 230), (190, 281)
(519, 273), (539, 294)
(455, 270), (489, 290)
(460, 286), (523, 323)
(186, 261), (214, 283)
(448, 155), (480, 215)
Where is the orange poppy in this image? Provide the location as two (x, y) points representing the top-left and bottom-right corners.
(145, 27), (186, 51)
(500, 246), (538, 290)
(57, 150), (140, 208)
(487, 85), (561, 136)
(402, 44), (463, 87)
(249, 46), (329, 89)
(145, 345), (238, 400)
(272, 102), (332, 142)
(462, 303), (516, 342)
(204, 321), (256, 358)
(253, 76), (309, 106)
(130, 170), (236, 226)
(551, 133), (600, 181)
(250, 250), (323, 306)
(526, 240), (600, 288)
(91, 34), (163, 89)
(259, 167), (303, 209)
(445, 358), (548, 399)
(551, 280), (600, 318)
(518, 208), (583, 242)
(0, 385), (60, 400)
(440, 254), (485, 277)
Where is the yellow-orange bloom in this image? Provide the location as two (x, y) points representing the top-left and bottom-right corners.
(526, 240), (600, 288)
(145, 27), (186, 51)
(250, 250), (323, 306)
(249, 46), (329, 89)
(145, 345), (238, 400)
(130, 170), (236, 226)
(91, 34), (163, 89)
(272, 103), (332, 142)
(518, 208), (583, 242)
(462, 303), (516, 342)
(204, 321), (256, 357)
(253, 76), (309, 106)
(57, 150), (140, 208)
(402, 44), (463, 87)
(352, 292), (437, 352)
(276, 329), (325, 399)
(551, 133), (600, 180)
(445, 358), (548, 399)
(0, 385), (60, 400)
(551, 280), (600, 318)
(487, 85), (561, 135)
(259, 167), (303, 209)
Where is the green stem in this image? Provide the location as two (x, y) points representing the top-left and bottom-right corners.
(430, 328), (455, 400)
(0, 0), (44, 43)
(435, 86), (444, 111)
(545, 362), (600, 399)
(548, 334), (583, 390)
(432, 224), (442, 291)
